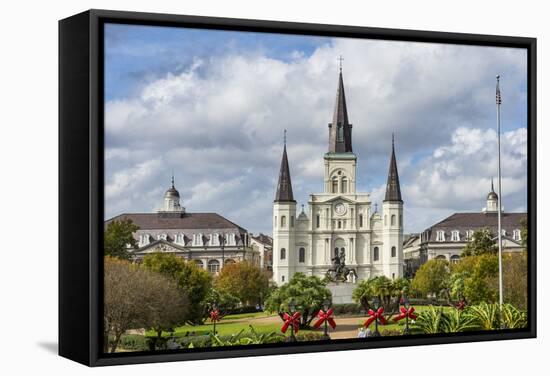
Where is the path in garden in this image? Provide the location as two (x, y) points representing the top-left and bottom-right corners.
(231, 314), (367, 340)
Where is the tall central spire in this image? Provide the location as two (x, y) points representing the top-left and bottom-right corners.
(384, 134), (402, 202)
(274, 130), (295, 202)
(328, 66), (353, 153)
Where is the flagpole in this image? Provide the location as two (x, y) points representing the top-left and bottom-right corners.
(496, 75), (504, 323)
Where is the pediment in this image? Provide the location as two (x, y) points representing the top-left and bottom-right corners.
(134, 239), (187, 254)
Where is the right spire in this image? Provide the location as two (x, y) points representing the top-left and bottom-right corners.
(384, 133), (403, 202)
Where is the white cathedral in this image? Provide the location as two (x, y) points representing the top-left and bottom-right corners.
(272, 69), (404, 286)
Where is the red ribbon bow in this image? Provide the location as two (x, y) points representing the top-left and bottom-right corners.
(456, 300), (466, 310)
(313, 308), (337, 329)
(281, 312), (301, 334)
(364, 307), (387, 328)
(209, 309), (221, 322)
(392, 306), (417, 322)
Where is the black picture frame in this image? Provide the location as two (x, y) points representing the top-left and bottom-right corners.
(59, 9), (537, 367)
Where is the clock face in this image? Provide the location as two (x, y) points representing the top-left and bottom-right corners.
(334, 203), (347, 216)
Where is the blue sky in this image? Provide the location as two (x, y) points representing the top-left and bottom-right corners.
(103, 23), (528, 235)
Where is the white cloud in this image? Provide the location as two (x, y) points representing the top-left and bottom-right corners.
(104, 35), (527, 235)
(402, 127), (527, 230)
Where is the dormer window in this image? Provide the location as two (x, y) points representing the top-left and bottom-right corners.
(501, 229), (507, 236)
(139, 234), (150, 246)
(513, 229), (521, 241)
(193, 233), (203, 246)
(436, 231), (445, 242)
(176, 233), (185, 244)
(466, 230), (474, 241)
(211, 233), (219, 246)
(451, 230), (460, 242)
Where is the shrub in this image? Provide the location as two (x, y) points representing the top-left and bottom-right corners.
(332, 303), (363, 316)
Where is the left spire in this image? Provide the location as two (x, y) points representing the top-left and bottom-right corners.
(274, 130), (295, 202)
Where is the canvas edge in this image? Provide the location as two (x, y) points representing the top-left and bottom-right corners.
(57, 8), (537, 367)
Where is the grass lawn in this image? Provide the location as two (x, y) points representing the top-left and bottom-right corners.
(146, 311), (319, 337)
(144, 305), (454, 338)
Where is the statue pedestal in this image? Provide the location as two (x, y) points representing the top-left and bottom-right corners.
(327, 282), (356, 304)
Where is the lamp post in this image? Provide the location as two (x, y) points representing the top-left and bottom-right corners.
(402, 296), (411, 335)
(372, 297), (381, 337)
(210, 303), (219, 335)
(288, 299), (297, 342)
(322, 299), (331, 340)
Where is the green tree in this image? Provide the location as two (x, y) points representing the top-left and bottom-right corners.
(352, 276), (409, 313)
(142, 253), (212, 325)
(205, 288), (240, 315)
(520, 218), (528, 250)
(452, 254), (498, 305)
(104, 256), (186, 352)
(104, 218), (139, 260)
(215, 261), (270, 306)
(462, 228), (497, 257)
(411, 259), (450, 299)
(264, 273), (331, 327)
(502, 252), (528, 310)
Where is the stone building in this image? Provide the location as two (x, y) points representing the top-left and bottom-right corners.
(271, 68), (404, 286)
(404, 182), (526, 275)
(105, 177), (258, 274)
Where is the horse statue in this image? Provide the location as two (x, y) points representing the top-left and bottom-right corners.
(326, 249), (358, 282)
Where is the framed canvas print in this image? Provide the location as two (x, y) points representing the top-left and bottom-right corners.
(59, 9), (536, 366)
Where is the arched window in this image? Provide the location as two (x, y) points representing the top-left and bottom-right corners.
(280, 248), (286, 260)
(208, 259), (220, 274)
(316, 215), (320, 228)
(281, 215), (286, 227)
(224, 258), (236, 265)
(373, 247), (380, 261)
(359, 214), (363, 228)
(341, 178), (348, 193)
(391, 215), (396, 226)
(194, 259), (204, 269)
(332, 178), (338, 193)
(450, 255), (460, 264)
(391, 246), (396, 257)
(298, 247), (305, 263)
(435, 255), (447, 260)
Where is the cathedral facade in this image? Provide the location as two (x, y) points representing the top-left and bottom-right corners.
(272, 69), (404, 285)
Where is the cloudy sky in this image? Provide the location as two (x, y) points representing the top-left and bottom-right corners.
(104, 23), (528, 235)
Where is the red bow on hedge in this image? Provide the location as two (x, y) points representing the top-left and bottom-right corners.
(364, 307), (387, 328)
(209, 309), (221, 322)
(313, 309), (337, 329)
(392, 306), (417, 322)
(281, 312), (301, 334)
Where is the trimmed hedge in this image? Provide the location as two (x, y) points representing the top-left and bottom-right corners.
(331, 303), (364, 316)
